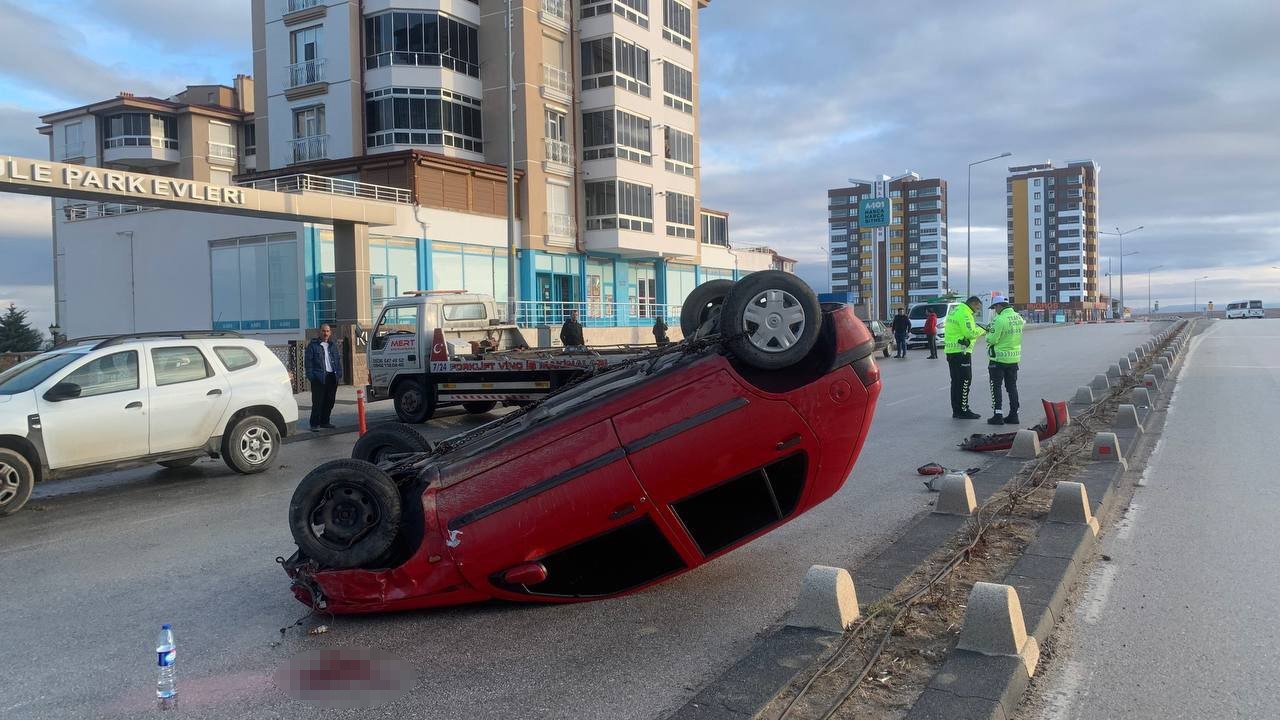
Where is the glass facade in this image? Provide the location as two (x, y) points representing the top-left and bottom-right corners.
(211, 234), (300, 331)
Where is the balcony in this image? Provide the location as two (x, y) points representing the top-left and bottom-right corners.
(545, 211), (575, 248)
(102, 135), (180, 167)
(238, 173), (411, 203)
(290, 135), (328, 164)
(287, 59), (327, 98)
(543, 138), (573, 177)
(585, 221), (695, 259)
(208, 141), (237, 165)
(541, 64), (572, 103)
(287, 0), (321, 11)
(539, 0), (570, 31)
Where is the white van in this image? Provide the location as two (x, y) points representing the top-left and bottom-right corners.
(906, 301), (963, 348)
(1248, 300), (1264, 319)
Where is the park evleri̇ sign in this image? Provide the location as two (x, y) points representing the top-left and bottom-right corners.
(0, 155), (249, 206)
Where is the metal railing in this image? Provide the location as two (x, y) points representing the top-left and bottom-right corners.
(238, 173), (411, 204)
(288, 58), (327, 88)
(506, 300), (682, 328)
(63, 202), (163, 222)
(544, 138), (572, 166)
(208, 141), (237, 160)
(287, 0), (321, 11)
(541, 0), (569, 22)
(545, 211), (575, 239)
(542, 64), (572, 96)
(289, 135), (328, 164)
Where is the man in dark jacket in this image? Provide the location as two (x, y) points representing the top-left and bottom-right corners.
(891, 308), (912, 358)
(304, 324), (343, 431)
(653, 316), (670, 346)
(924, 309), (939, 359)
(560, 310), (585, 347)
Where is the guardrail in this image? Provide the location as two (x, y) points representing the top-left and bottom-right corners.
(239, 173), (411, 204)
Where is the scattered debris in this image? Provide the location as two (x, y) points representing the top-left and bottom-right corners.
(308, 625), (330, 636)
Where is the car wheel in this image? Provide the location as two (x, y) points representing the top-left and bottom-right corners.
(158, 457), (200, 469)
(288, 460), (402, 569)
(351, 423), (435, 464)
(0, 449), (35, 517)
(680, 279), (736, 337)
(393, 379), (435, 424)
(222, 415), (280, 475)
(721, 270), (822, 370)
(882, 346), (891, 358)
(462, 401), (497, 415)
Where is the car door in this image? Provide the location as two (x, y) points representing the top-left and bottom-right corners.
(36, 349), (150, 469)
(145, 344), (231, 454)
(370, 304), (422, 391)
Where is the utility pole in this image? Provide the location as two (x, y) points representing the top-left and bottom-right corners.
(505, 0), (518, 324)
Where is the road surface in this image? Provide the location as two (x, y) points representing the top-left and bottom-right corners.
(1022, 318), (1280, 719)
(0, 322), (1162, 719)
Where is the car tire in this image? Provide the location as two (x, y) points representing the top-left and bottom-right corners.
(393, 379), (435, 424)
(462, 401), (497, 415)
(0, 448), (35, 517)
(721, 270), (822, 370)
(351, 423), (435, 464)
(288, 459), (402, 569)
(882, 346), (891, 358)
(221, 415), (280, 475)
(158, 457), (200, 469)
(680, 279), (736, 337)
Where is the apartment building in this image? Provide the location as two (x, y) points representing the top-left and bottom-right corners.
(1006, 160), (1105, 319)
(826, 173), (948, 320)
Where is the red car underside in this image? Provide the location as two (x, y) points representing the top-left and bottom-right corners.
(287, 304), (881, 614)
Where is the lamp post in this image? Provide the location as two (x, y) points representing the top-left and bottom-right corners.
(1146, 265), (1164, 318)
(48, 323), (62, 348)
(967, 151), (1013, 296)
(1193, 275), (1209, 313)
(1099, 226), (1144, 319)
(817, 244), (832, 293)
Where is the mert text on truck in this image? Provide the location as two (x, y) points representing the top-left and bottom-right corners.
(366, 291), (650, 423)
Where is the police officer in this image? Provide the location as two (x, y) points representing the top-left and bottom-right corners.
(986, 293), (1026, 425)
(944, 295), (986, 419)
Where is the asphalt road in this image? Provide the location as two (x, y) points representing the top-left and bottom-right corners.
(1023, 319), (1280, 719)
(0, 322), (1164, 720)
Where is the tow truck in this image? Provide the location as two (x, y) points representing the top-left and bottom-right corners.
(366, 291), (650, 423)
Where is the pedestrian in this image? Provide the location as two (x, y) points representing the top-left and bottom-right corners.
(304, 324), (343, 431)
(653, 315), (670, 347)
(986, 293), (1026, 425)
(891, 308), (911, 358)
(944, 295), (986, 419)
(560, 309), (585, 348)
(924, 309), (939, 359)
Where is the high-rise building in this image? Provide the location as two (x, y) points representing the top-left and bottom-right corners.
(1005, 160), (1104, 319)
(826, 173), (948, 320)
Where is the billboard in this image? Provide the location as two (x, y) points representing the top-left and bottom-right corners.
(858, 197), (891, 228)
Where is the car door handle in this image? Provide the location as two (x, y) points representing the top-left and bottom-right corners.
(207, 389), (223, 397)
(776, 434), (802, 451)
(126, 401), (143, 409)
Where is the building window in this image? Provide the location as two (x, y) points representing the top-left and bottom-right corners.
(1036, 283), (1043, 290)
(289, 25), (324, 86)
(1034, 178), (1041, 186)
(662, 61), (694, 113)
(582, 108), (652, 164)
(586, 179), (653, 232)
(243, 123), (257, 157)
(1035, 270), (1043, 278)
(663, 127), (694, 176)
(63, 122), (83, 158)
(582, 0), (649, 29)
(662, 0), (692, 48)
(1034, 218), (1041, 225)
(292, 106), (326, 162)
(365, 87), (482, 152)
(210, 168), (233, 185)
(665, 191), (695, 238)
(702, 213), (728, 246)
(581, 36), (651, 97)
(363, 11), (480, 77)
(104, 113), (178, 150)
(1034, 231), (1042, 238)
(211, 234), (300, 331)
(208, 121), (236, 162)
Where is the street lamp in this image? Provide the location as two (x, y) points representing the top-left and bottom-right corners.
(1099, 226), (1144, 318)
(817, 244), (832, 293)
(967, 151), (1013, 296)
(48, 323), (62, 347)
(1193, 275), (1209, 313)
(1146, 265), (1164, 318)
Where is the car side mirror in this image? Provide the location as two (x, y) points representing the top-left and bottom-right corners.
(44, 381), (82, 402)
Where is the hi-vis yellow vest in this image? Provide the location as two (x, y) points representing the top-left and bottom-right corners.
(944, 304), (985, 355)
(987, 307), (1025, 364)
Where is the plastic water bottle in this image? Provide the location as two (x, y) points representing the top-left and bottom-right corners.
(155, 624), (177, 700)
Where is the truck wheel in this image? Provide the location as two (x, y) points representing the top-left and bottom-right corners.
(721, 270), (822, 370)
(680, 279), (736, 337)
(288, 460), (401, 569)
(463, 401), (497, 414)
(393, 379), (435, 423)
(351, 423), (435, 464)
(221, 415), (280, 474)
(0, 449), (35, 517)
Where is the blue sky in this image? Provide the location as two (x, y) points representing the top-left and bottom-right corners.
(3, 0), (1279, 331)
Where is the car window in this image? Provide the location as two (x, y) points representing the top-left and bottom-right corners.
(373, 306), (420, 351)
(214, 345), (258, 372)
(443, 303), (487, 321)
(909, 303), (949, 320)
(0, 351), (86, 395)
(151, 346), (213, 386)
(62, 351), (140, 398)
(1249, 301), (1263, 309)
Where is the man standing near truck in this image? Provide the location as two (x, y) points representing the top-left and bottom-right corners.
(944, 296), (986, 419)
(560, 310), (585, 348)
(985, 293), (1026, 425)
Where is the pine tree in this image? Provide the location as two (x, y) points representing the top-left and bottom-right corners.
(0, 303), (43, 353)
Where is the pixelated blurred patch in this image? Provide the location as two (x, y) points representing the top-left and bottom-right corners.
(274, 646), (417, 709)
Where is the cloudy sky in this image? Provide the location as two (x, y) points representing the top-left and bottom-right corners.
(2, 0), (1277, 331)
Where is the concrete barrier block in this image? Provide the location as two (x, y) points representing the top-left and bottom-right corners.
(1135, 347), (1145, 360)
(1092, 432), (1126, 467)
(1074, 386), (1095, 404)
(787, 565), (861, 633)
(1090, 374), (1110, 392)
(1115, 403), (1143, 430)
(934, 473), (977, 516)
(1143, 373), (1160, 390)
(1130, 387), (1153, 407)
(1008, 429), (1042, 459)
(1048, 481), (1100, 535)
(1128, 351), (1139, 364)
(1118, 357), (1132, 373)
(1107, 364), (1123, 379)
(1151, 364), (1166, 382)
(956, 582), (1040, 677)
(1158, 357), (1172, 373)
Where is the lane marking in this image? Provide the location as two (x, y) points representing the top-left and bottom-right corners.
(1114, 502), (1142, 541)
(1080, 562), (1120, 625)
(1034, 659), (1089, 720)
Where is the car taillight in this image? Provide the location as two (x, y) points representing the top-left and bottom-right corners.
(851, 355), (880, 387)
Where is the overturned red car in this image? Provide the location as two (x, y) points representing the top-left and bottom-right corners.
(283, 272), (882, 614)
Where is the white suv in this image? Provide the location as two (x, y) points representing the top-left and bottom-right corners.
(0, 332), (299, 516)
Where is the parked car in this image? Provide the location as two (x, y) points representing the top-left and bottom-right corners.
(867, 319), (894, 358)
(282, 272), (882, 614)
(0, 332), (298, 516)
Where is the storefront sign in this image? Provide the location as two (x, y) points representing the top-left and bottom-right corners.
(0, 156), (247, 205)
